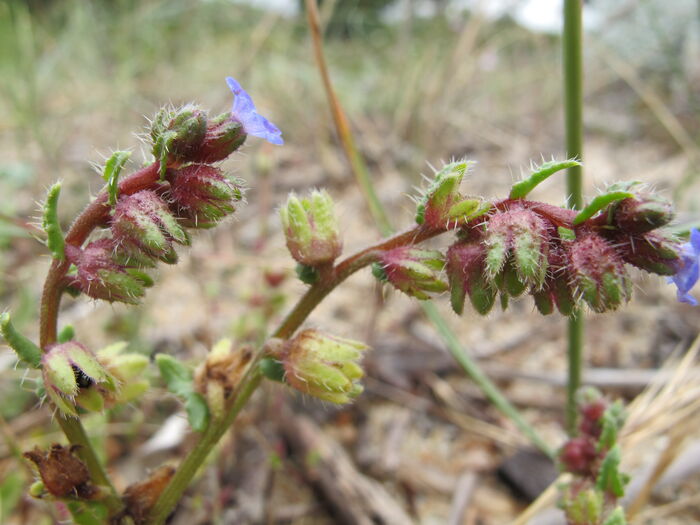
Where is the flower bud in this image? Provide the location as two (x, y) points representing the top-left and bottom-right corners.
(614, 230), (683, 276)
(446, 240), (496, 315)
(415, 161), (486, 229)
(187, 112), (247, 164)
(96, 342), (150, 405)
(111, 190), (189, 264)
(373, 247), (447, 300)
(24, 444), (98, 499)
(65, 240), (151, 305)
(280, 190), (342, 266)
(562, 487), (604, 525)
(42, 342), (117, 416)
(613, 194), (674, 234)
(194, 339), (253, 419)
(559, 437), (598, 476)
(280, 330), (367, 404)
(531, 246), (576, 316)
(151, 104), (208, 174)
(167, 164), (243, 228)
(567, 233), (632, 313)
(484, 208), (549, 290)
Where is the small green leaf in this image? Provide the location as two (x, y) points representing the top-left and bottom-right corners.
(42, 183), (65, 260)
(185, 393), (210, 432)
(573, 192), (634, 226)
(0, 312), (42, 368)
(102, 151), (131, 206)
(57, 324), (75, 343)
(155, 354), (193, 398)
(509, 159), (580, 199)
(259, 357), (285, 383)
(296, 263), (319, 284)
(558, 226), (576, 241)
(596, 445), (629, 498)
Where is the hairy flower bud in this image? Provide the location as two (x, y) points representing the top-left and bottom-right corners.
(111, 190), (189, 264)
(167, 164), (243, 228)
(446, 240), (496, 315)
(373, 247), (447, 300)
(531, 245), (576, 316)
(187, 112), (246, 164)
(280, 330), (367, 404)
(151, 104), (208, 175)
(613, 230), (683, 276)
(65, 240), (151, 304)
(613, 194), (674, 234)
(484, 207), (549, 290)
(96, 342), (149, 405)
(280, 190), (342, 266)
(24, 444), (98, 499)
(559, 437), (598, 476)
(561, 486), (604, 525)
(567, 234), (632, 313)
(42, 342), (117, 416)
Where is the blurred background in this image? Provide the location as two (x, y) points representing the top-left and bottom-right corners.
(1, 0), (700, 523)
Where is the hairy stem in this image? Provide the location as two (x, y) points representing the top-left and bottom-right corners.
(563, 0), (585, 435)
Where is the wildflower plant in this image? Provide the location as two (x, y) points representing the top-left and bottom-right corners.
(1, 77), (698, 525)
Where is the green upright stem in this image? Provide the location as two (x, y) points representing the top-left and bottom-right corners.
(563, 0), (585, 435)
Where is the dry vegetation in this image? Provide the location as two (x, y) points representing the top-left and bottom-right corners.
(1, 1), (700, 523)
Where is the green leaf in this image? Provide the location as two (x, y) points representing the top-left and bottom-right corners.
(596, 445), (629, 498)
(0, 471), (24, 523)
(57, 324), (75, 343)
(66, 501), (109, 525)
(573, 192), (634, 226)
(0, 312), (42, 368)
(509, 159), (581, 199)
(602, 507), (627, 525)
(42, 183), (65, 260)
(102, 151), (131, 206)
(155, 354), (193, 398)
(185, 393), (210, 432)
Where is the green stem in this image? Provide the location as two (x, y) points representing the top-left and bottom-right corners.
(563, 0), (585, 435)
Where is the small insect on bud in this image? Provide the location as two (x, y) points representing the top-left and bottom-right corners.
(42, 342), (117, 416)
(280, 190), (342, 267)
(151, 104), (208, 176)
(111, 190), (189, 264)
(280, 330), (368, 404)
(194, 339), (253, 420)
(566, 233), (632, 313)
(65, 240), (152, 305)
(167, 164), (243, 228)
(372, 247), (447, 300)
(415, 161), (486, 229)
(446, 240), (496, 315)
(24, 444), (98, 499)
(483, 207), (550, 290)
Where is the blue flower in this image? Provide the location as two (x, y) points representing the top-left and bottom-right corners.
(226, 77), (283, 145)
(669, 228), (700, 305)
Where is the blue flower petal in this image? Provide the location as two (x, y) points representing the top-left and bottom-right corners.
(669, 228), (700, 305)
(226, 76), (283, 145)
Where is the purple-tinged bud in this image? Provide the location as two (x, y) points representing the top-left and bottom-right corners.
(111, 190), (189, 264)
(280, 190), (342, 266)
(187, 112), (247, 164)
(532, 245), (576, 316)
(24, 444), (98, 500)
(613, 194), (674, 234)
(614, 230), (683, 276)
(42, 342), (117, 416)
(559, 437), (598, 476)
(167, 164), (243, 228)
(65, 240), (150, 304)
(279, 330), (367, 404)
(446, 240), (496, 315)
(567, 233), (632, 313)
(415, 161), (487, 229)
(373, 247), (447, 300)
(484, 207), (550, 289)
(151, 104), (208, 176)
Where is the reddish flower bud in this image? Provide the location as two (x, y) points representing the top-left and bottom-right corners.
(24, 444), (98, 499)
(566, 233), (632, 313)
(111, 190), (189, 264)
(151, 104), (208, 177)
(559, 437), (598, 476)
(373, 247), (447, 300)
(187, 112), (247, 163)
(613, 230), (683, 276)
(65, 240), (151, 304)
(167, 164), (243, 228)
(532, 245), (576, 316)
(579, 398), (607, 439)
(483, 207), (550, 290)
(446, 240), (496, 315)
(613, 194), (674, 234)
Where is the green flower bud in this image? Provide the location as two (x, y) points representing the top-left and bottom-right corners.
(151, 104), (208, 177)
(280, 190), (342, 266)
(562, 487), (604, 525)
(373, 247), (447, 300)
(280, 330), (367, 404)
(96, 342), (150, 405)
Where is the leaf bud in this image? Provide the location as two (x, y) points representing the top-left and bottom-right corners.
(111, 190), (189, 264)
(279, 330), (367, 404)
(167, 164), (243, 228)
(280, 190), (342, 266)
(42, 342), (117, 416)
(373, 247), (447, 300)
